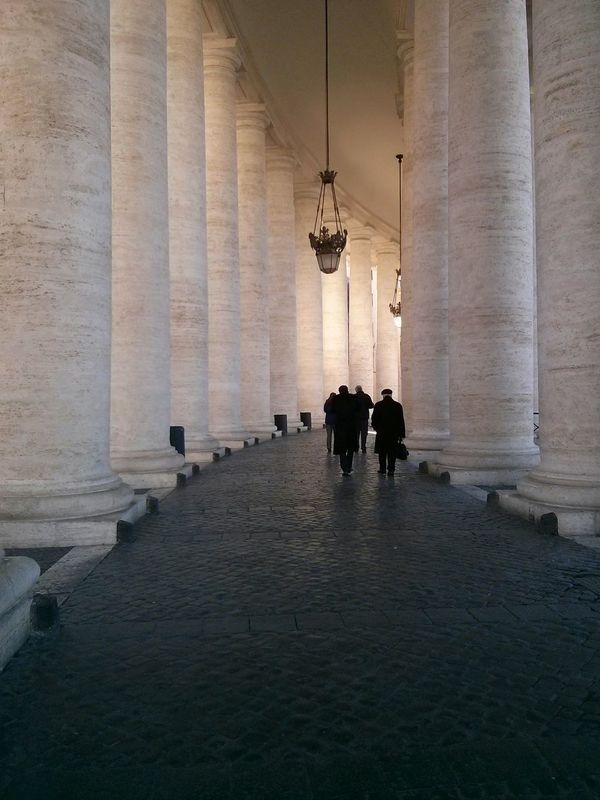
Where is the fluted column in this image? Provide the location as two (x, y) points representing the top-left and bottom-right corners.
(0, 0), (133, 543)
(322, 207), (349, 394)
(398, 39), (414, 427)
(375, 242), (400, 396)
(266, 148), (302, 430)
(432, 0), (538, 484)
(501, 0), (600, 535)
(237, 103), (276, 438)
(203, 36), (251, 446)
(167, 0), (219, 462)
(405, 0), (449, 455)
(295, 183), (325, 424)
(348, 224), (375, 396)
(111, 0), (184, 485)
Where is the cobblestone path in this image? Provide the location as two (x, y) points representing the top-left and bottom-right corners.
(2, 432), (600, 799)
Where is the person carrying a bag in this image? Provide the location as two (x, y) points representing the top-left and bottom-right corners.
(371, 388), (406, 476)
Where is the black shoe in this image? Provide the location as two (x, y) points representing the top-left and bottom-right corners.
(387, 470), (395, 476)
(342, 471), (351, 476)
(377, 469), (386, 474)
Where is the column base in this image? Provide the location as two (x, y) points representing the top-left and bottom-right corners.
(427, 462), (532, 486)
(184, 433), (222, 463)
(429, 443), (540, 485)
(245, 423), (278, 442)
(0, 555), (40, 671)
(216, 436), (257, 451)
(495, 490), (600, 540)
(111, 446), (185, 490)
(404, 432), (448, 462)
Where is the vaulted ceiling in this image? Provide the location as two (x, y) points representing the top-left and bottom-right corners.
(206, 0), (409, 240)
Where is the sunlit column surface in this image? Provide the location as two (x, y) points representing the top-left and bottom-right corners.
(405, 0), (449, 456)
(237, 103), (276, 438)
(348, 223), (375, 398)
(500, 0), (600, 535)
(322, 208), (350, 395)
(432, 0), (539, 484)
(266, 148), (302, 430)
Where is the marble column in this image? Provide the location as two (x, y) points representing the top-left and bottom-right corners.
(322, 207), (350, 395)
(203, 36), (252, 447)
(266, 148), (302, 431)
(111, 0), (185, 486)
(499, 0), (600, 536)
(237, 103), (276, 439)
(295, 183), (325, 424)
(0, 0), (133, 546)
(375, 242), (400, 396)
(167, 0), (220, 462)
(405, 0), (449, 455)
(398, 39), (414, 427)
(348, 224), (375, 397)
(431, 0), (539, 484)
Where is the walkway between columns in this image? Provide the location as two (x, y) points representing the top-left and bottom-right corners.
(2, 433), (600, 799)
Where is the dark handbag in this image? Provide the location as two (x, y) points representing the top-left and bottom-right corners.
(396, 441), (409, 460)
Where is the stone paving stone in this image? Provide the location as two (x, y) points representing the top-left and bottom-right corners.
(1, 431), (600, 798)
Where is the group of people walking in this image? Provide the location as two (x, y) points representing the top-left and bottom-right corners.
(324, 385), (406, 477)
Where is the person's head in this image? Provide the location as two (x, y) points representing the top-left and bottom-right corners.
(381, 389), (393, 397)
(338, 385), (349, 395)
(328, 392), (336, 400)
(355, 385), (363, 393)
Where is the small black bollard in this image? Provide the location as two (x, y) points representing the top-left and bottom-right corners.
(147, 495), (160, 514)
(117, 520), (136, 543)
(487, 491), (500, 506)
(274, 414), (288, 436)
(31, 594), (60, 632)
(169, 425), (185, 457)
(192, 464), (201, 476)
(539, 512), (559, 535)
(418, 461), (429, 474)
(439, 471), (451, 484)
(176, 472), (187, 488)
(300, 412), (312, 430)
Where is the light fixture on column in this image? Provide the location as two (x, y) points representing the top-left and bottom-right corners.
(389, 153), (403, 326)
(308, 0), (347, 274)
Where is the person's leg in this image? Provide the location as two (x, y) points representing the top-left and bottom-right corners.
(326, 425), (332, 451)
(378, 448), (387, 473)
(387, 451), (397, 474)
(360, 420), (368, 451)
(347, 448), (354, 472)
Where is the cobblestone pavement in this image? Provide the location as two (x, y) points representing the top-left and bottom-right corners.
(1, 431), (600, 799)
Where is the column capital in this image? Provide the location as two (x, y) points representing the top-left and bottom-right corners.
(236, 102), (270, 131)
(294, 180), (320, 203)
(375, 240), (400, 259)
(266, 146), (298, 172)
(397, 32), (414, 72)
(347, 221), (374, 242)
(202, 35), (240, 73)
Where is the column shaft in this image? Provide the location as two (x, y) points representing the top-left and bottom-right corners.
(203, 37), (250, 445)
(295, 185), (325, 424)
(434, 0), (539, 483)
(375, 244), (400, 396)
(0, 0), (132, 531)
(406, 0), (449, 454)
(399, 43), (414, 427)
(348, 226), (375, 397)
(237, 103), (275, 437)
(167, 0), (218, 461)
(266, 149), (302, 429)
(111, 0), (184, 484)
(507, 0), (600, 534)
(322, 209), (349, 394)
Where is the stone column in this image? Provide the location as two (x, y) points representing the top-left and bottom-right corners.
(431, 0), (539, 484)
(398, 39), (414, 427)
(236, 103), (276, 439)
(266, 148), (302, 431)
(0, 0), (133, 546)
(203, 36), (252, 448)
(322, 207), (350, 395)
(375, 242), (400, 396)
(167, 0), (220, 463)
(295, 183), (325, 425)
(348, 224), (375, 397)
(111, 0), (184, 486)
(499, 0), (600, 536)
(405, 0), (449, 456)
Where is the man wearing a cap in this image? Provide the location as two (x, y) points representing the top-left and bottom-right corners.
(371, 389), (406, 476)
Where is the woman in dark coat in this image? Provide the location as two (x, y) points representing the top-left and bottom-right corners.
(323, 392), (337, 453)
(331, 386), (359, 475)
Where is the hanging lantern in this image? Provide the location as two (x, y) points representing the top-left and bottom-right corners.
(308, 0), (347, 274)
(389, 153), (403, 324)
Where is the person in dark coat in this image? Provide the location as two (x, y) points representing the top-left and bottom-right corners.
(331, 385), (359, 475)
(323, 392), (337, 453)
(371, 388), (406, 476)
(354, 385), (374, 453)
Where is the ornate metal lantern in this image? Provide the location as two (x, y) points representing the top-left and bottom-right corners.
(308, 0), (347, 274)
(389, 268), (402, 327)
(389, 153), (403, 325)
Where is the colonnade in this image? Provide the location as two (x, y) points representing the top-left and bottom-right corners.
(398, 0), (599, 536)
